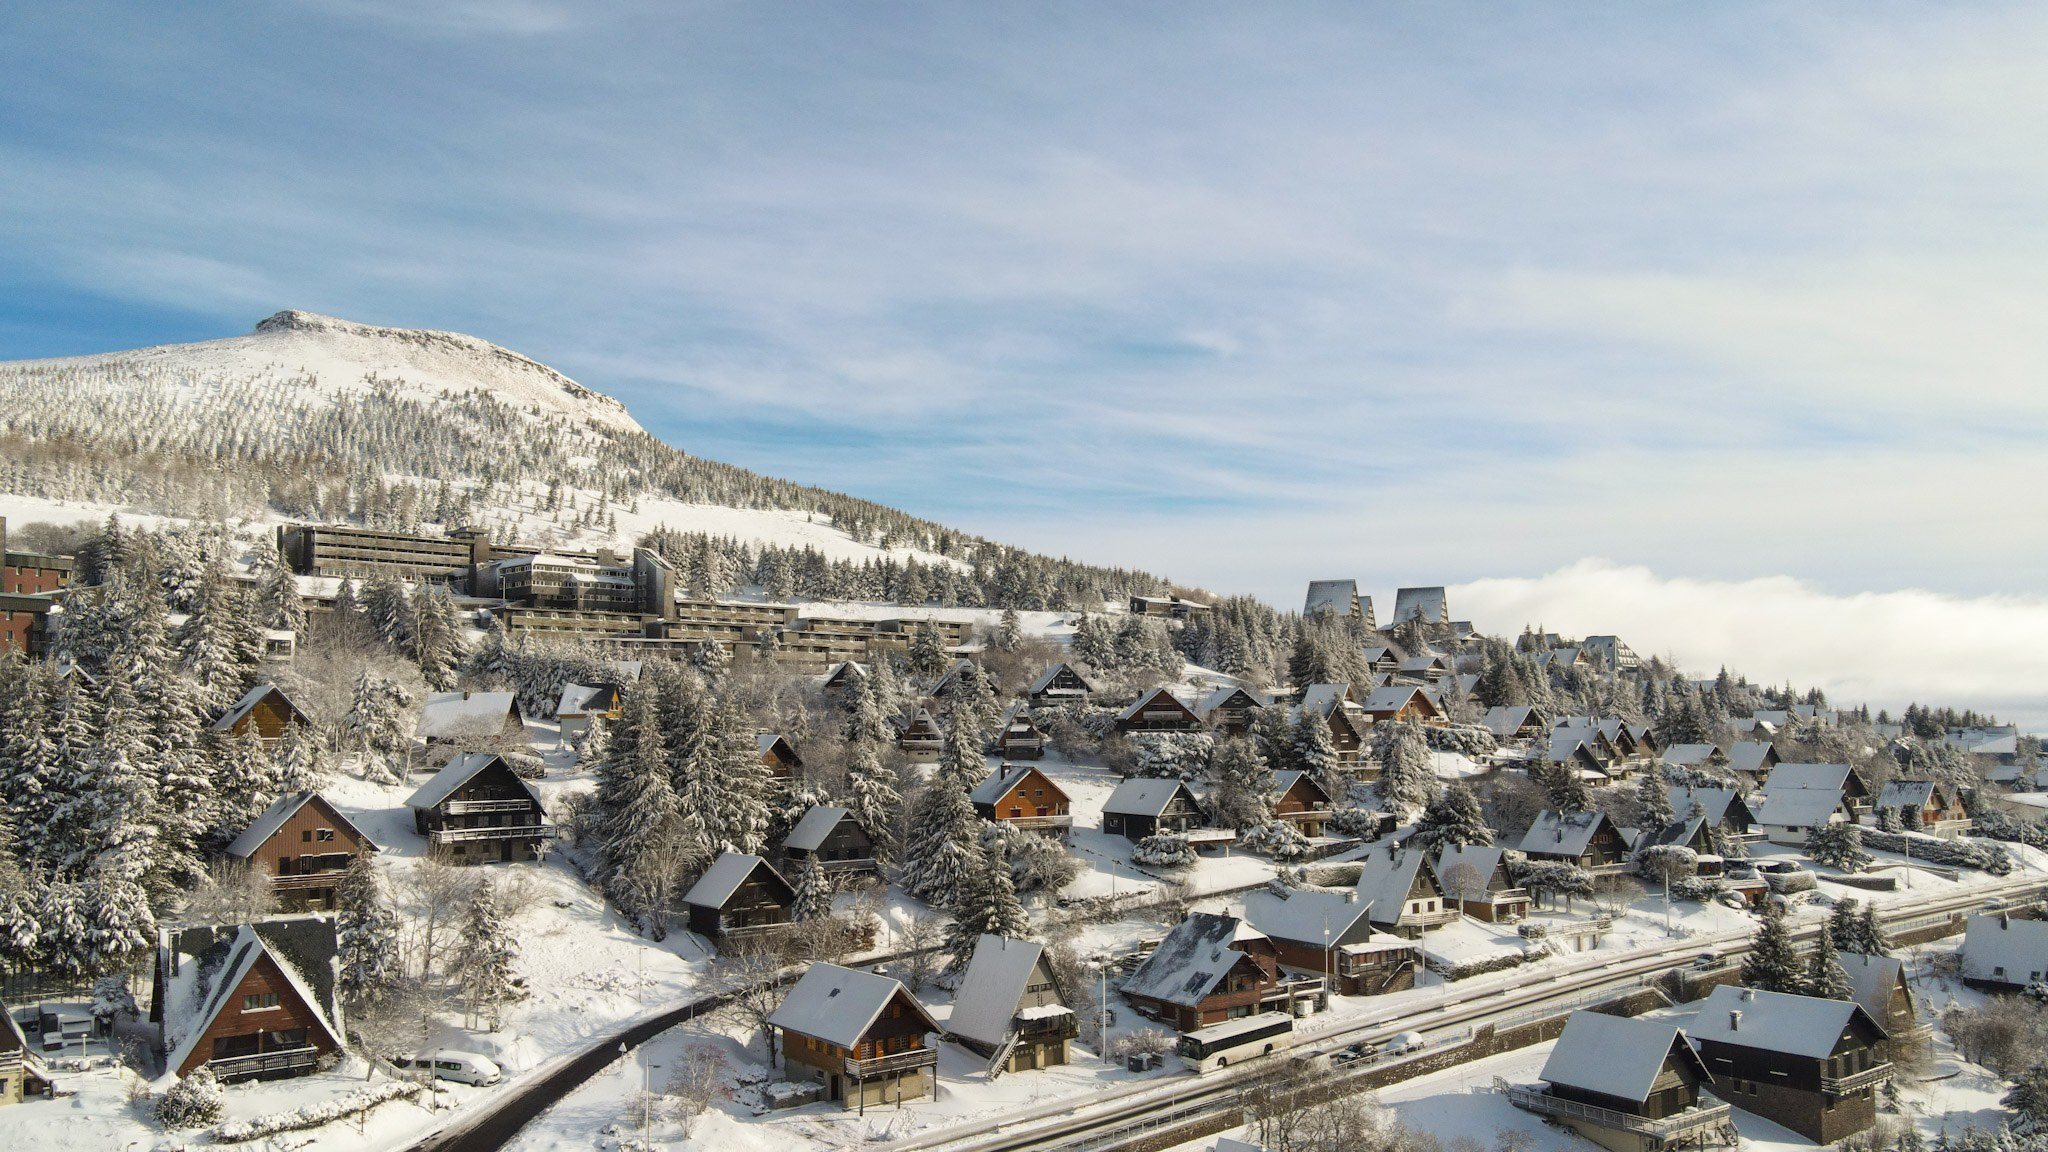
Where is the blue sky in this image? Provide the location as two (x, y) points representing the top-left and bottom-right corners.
(6, 3), (2048, 716)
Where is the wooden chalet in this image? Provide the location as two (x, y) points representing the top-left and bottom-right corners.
(996, 703), (1046, 760)
(947, 935), (1077, 1073)
(1269, 770), (1334, 837)
(1725, 741), (1781, 782)
(1688, 985), (1890, 1145)
(1354, 844), (1456, 936)
(1840, 952), (1923, 1042)
(555, 681), (626, 741)
(1431, 845), (1530, 922)
(1299, 685), (1367, 767)
(1505, 1012), (1729, 1152)
(756, 733), (803, 779)
(1119, 913), (1293, 1031)
(414, 690), (526, 744)
(1026, 662), (1100, 708)
(1873, 779), (1970, 835)
(683, 853), (796, 946)
(404, 753), (553, 864)
(211, 684), (312, 747)
(770, 963), (941, 1109)
(1114, 687), (1204, 734)
(821, 661), (869, 694)
(1960, 913), (2048, 993)
(0, 995), (50, 1105)
(1518, 810), (1630, 871)
(1100, 778), (1205, 840)
(1660, 744), (1727, 770)
(1241, 888), (1417, 996)
(927, 658), (978, 700)
(1543, 738), (1610, 785)
(1667, 786), (1758, 836)
(1754, 787), (1853, 847)
(969, 763), (1073, 839)
(1769, 763), (1873, 818)
(150, 917), (346, 1082)
(1357, 685), (1443, 726)
(1482, 705), (1546, 741)
(781, 806), (877, 878)
(1359, 646), (1402, 677)
(225, 792), (377, 910)
(1198, 686), (1266, 736)
(894, 708), (944, 760)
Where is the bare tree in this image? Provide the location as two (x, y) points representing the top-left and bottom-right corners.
(891, 914), (946, 993)
(183, 859), (279, 926)
(715, 941), (789, 1058)
(399, 850), (476, 981)
(663, 1044), (730, 1137)
(1440, 861), (1484, 919)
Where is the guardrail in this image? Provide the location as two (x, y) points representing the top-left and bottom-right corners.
(430, 825), (556, 844)
(1498, 1079), (1732, 1140)
(208, 1045), (318, 1081)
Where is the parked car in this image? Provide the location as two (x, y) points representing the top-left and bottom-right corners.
(1330, 1040), (1379, 1067)
(395, 1051), (502, 1086)
(1379, 1031), (1425, 1057)
(1694, 948), (1724, 967)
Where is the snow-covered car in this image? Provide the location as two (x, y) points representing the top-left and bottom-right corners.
(1379, 1031), (1425, 1057)
(398, 1052), (502, 1086)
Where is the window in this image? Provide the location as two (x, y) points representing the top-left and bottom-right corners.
(301, 830), (313, 843)
(316, 829), (335, 842)
(242, 992), (279, 1012)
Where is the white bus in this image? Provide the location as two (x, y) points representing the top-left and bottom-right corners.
(1176, 1012), (1295, 1073)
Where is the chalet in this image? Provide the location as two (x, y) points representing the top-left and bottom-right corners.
(1632, 816), (1717, 872)
(0, 995), (50, 1104)
(1506, 1011), (1728, 1152)
(1269, 771), (1334, 837)
(928, 658), (978, 700)
(415, 690), (526, 744)
(1119, 912), (1284, 1031)
(781, 806), (878, 878)
(769, 963), (941, 1109)
(1660, 744), (1725, 770)
(1391, 586), (1449, 626)
(211, 684), (312, 747)
(1431, 844), (1530, 922)
(1551, 727), (1624, 774)
(946, 935), (1077, 1073)
(1129, 594), (1212, 620)
(1353, 845), (1455, 937)
(555, 681), (625, 741)
(150, 916), (346, 1082)
(1241, 888), (1416, 996)
(1298, 688), (1367, 767)
(1199, 686), (1266, 735)
(1481, 705), (1546, 741)
(683, 853), (796, 946)
(1769, 763), (1872, 817)
(1873, 779), (1969, 835)
(1396, 654), (1452, 682)
(1026, 663), (1101, 708)
(1114, 687), (1204, 734)
(894, 709), (944, 760)
(404, 753), (553, 864)
(1304, 579), (1371, 624)
(1518, 810), (1630, 871)
(1960, 914), (2048, 993)
(1839, 952), (1922, 1041)
(1753, 709), (1790, 728)
(821, 661), (869, 694)
(1101, 778), (1205, 840)
(756, 733), (803, 779)
(1687, 985), (1890, 1144)
(1725, 741), (1780, 781)
(970, 763), (1072, 839)
(1627, 724), (1657, 754)
(1357, 685), (1443, 726)
(1580, 635), (1642, 672)
(1754, 788), (1852, 847)
(1359, 647), (1402, 677)
(1543, 738), (1609, 784)
(1667, 786), (1758, 835)
(225, 792), (377, 910)
(996, 703), (1046, 760)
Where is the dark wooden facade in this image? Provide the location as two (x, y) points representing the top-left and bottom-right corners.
(407, 755), (552, 865)
(684, 856), (797, 944)
(1271, 773), (1334, 837)
(228, 794), (374, 911)
(1116, 688), (1204, 734)
(1696, 1011), (1888, 1143)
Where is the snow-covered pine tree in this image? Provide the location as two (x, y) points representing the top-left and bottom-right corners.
(1857, 902), (1892, 957)
(842, 675), (894, 745)
(1207, 738), (1274, 831)
(791, 854), (834, 922)
(1535, 755), (1590, 813)
(274, 722), (327, 792)
(676, 699), (773, 856)
(844, 741), (900, 863)
(335, 853), (403, 1009)
(1411, 781), (1493, 853)
(1805, 823), (1872, 872)
(0, 663), (63, 870)
(1828, 898), (1862, 955)
(250, 538), (307, 633)
(908, 622), (948, 680)
(333, 575), (364, 620)
(174, 564), (259, 713)
(71, 696), (162, 971)
(1377, 721), (1440, 813)
(944, 839), (1029, 971)
(362, 572), (414, 649)
(1741, 901), (1804, 994)
(455, 876), (520, 1028)
(1636, 772), (1676, 832)
(1291, 706), (1343, 801)
(408, 585), (464, 691)
(211, 727), (283, 841)
(343, 672), (412, 782)
(1250, 703), (1300, 776)
(1804, 919), (1853, 1001)
(598, 691), (693, 937)
(899, 772), (981, 908)
(993, 608), (1023, 653)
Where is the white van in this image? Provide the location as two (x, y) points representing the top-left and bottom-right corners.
(399, 1051), (503, 1086)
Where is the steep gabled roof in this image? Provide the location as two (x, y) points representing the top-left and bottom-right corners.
(1433, 844), (1507, 892)
(226, 791), (377, 859)
(970, 763), (1054, 806)
(1392, 587), (1447, 625)
(1661, 743), (1721, 767)
(769, 963), (938, 1049)
(1116, 687), (1196, 723)
(1298, 683), (1354, 717)
(556, 682), (610, 717)
(1768, 763), (1851, 792)
(160, 918), (346, 1077)
(1725, 741), (1778, 775)
(1270, 770), (1331, 806)
(211, 683), (309, 734)
(1689, 985), (1878, 1058)
(1517, 810), (1617, 858)
(1542, 1012), (1708, 1104)
(1359, 685), (1425, 713)
(1102, 777), (1197, 819)
(1241, 888), (1374, 947)
(1304, 579), (1360, 616)
(405, 752), (541, 811)
(1755, 788), (1847, 828)
(1028, 662), (1101, 695)
(1480, 706), (1537, 737)
(1838, 952), (1910, 1034)
(1354, 847), (1435, 921)
(682, 853), (792, 910)
(1668, 786), (1749, 827)
(948, 935), (1052, 1048)
(1121, 913), (1262, 1007)
(1961, 915), (2048, 984)
(415, 690), (522, 740)
(1875, 779), (1951, 813)
(783, 806), (860, 853)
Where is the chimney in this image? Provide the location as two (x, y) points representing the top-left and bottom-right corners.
(1344, 890), (1358, 904)
(1741, 987), (1754, 1001)
(2002, 912), (2011, 929)
(1729, 1010), (1741, 1031)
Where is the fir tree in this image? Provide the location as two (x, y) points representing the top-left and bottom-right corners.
(944, 839), (1030, 970)
(1535, 755), (1590, 813)
(335, 853), (403, 1010)
(1377, 721), (1440, 812)
(1858, 903), (1893, 957)
(1805, 919), (1853, 1001)
(900, 772), (980, 907)
(1411, 782), (1493, 853)
(211, 727), (281, 840)
(844, 742), (901, 863)
(842, 676), (893, 745)
(455, 876), (520, 1028)
(362, 573), (414, 648)
(1805, 823), (1872, 872)
(1208, 738), (1274, 831)
(174, 564), (259, 713)
(1291, 706), (1343, 800)
(408, 585), (463, 691)
(1636, 772), (1676, 832)
(343, 672), (412, 781)
(791, 854), (834, 922)
(993, 609), (1023, 653)
(1742, 901), (1804, 994)
(1250, 704), (1300, 775)
(251, 538), (308, 633)
(600, 691), (695, 935)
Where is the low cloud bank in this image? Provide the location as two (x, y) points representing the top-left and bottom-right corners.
(1452, 559), (2048, 731)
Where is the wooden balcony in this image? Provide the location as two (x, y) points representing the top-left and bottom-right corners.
(208, 1045), (318, 1082)
(1501, 1080), (1733, 1142)
(429, 824), (555, 844)
(443, 799), (538, 815)
(1402, 908), (1462, 929)
(999, 814), (1073, 831)
(844, 1046), (937, 1079)
(1821, 1062), (1893, 1096)
(270, 871), (348, 891)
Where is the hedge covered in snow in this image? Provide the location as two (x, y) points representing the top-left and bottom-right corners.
(1971, 810), (2048, 851)
(1426, 723), (1498, 759)
(1238, 821), (1312, 860)
(209, 1080), (426, 1143)
(1131, 834), (1196, 868)
(1860, 828), (2013, 875)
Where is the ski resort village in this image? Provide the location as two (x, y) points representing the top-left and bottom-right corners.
(0, 315), (2044, 1152)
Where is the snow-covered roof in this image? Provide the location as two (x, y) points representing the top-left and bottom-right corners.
(1726, 742), (1776, 774)
(1541, 1012), (1705, 1103)
(1359, 685), (1423, 713)
(1837, 952), (1909, 1033)
(768, 963), (937, 1049)
(1270, 770), (1329, 804)
(1636, 815), (1707, 853)
(929, 658), (976, 694)
(1755, 789), (1846, 828)
(160, 919), (346, 1078)
(1298, 683), (1352, 716)
(682, 853), (787, 910)
(1433, 844), (1506, 891)
(1875, 779), (1950, 812)
(1688, 985), (1875, 1058)
(1102, 777), (1195, 819)
(1196, 686), (1262, 716)
(1353, 847), (1432, 923)
(1517, 810), (1615, 858)
(1668, 786), (1748, 827)
(210, 682), (306, 733)
(1481, 706), (1537, 737)
(783, 807), (857, 853)
(970, 763), (1031, 805)
(1661, 743), (1720, 766)
(1768, 763), (1851, 792)
(1121, 913), (1261, 1007)
(1548, 732), (1601, 764)
(1115, 688), (1195, 723)
(226, 792), (376, 859)
(414, 690), (521, 740)
(1961, 915), (2048, 985)
(947, 935), (1049, 1047)
(756, 733), (798, 762)
(1754, 710), (1790, 725)
(1028, 662), (1100, 695)
(1392, 586), (1447, 625)
(1304, 579), (1360, 616)
(556, 682), (607, 718)
(405, 753), (540, 812)
(1241, 888), (1374, 947)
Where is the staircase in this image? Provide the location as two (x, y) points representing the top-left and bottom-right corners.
(985, 1030), (1021, 1081)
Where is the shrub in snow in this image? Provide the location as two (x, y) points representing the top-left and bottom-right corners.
(1131, 835), (1195, 868)
(1763, 869), (1817, 894)
(1968, 811), (2048, 851)
(208, 1080), (425, 1142)
(1860, 828), (2013, 874)
(1425, 723), (1497, 758)
(1326, 806), (1383, 839)
(1517, 922), (1548, 941)
(1670, 876), (1728, 903)
(1803, 823), (1872, 872)
(154, 1068), (224, 1129)
(1425, 949), (1545, 980)
(1129, 732), (1214, 779)
(1238, 821), (1311, 860)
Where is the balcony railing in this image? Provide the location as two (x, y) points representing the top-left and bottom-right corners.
(270, 872), (348, 890)
(208, 1045), (318, 1081)
(429, 824), (555, 844)
(1821, 1062), (1894, 1095)
(1500, 1080), (1733, 1141)
(443, 799), (538, 815)
(999, 814), (1073, 830)
(1402, 908), (1462, 927)
(844, 1046), (938, 1079)
(816, 857), (878, 873)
